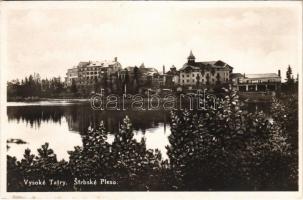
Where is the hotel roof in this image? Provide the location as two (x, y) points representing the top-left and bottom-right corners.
(244, 73), (280, 79)
(77, 60), (120, 68)
(180, 60), (233, 71)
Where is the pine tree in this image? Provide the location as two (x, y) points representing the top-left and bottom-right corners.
(286, 65), (294, 83)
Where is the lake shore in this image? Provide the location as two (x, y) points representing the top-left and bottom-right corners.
(7, 97), (90, 103)
(7, 91), (278, 104)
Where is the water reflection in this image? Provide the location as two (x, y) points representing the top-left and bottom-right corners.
(6, 101), (270, 161)
(7, 103), (170, 160)
(6, 116), (82, 160)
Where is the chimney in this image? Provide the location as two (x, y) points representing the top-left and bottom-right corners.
(278, 69), (281, 77)
(243, 73), (245, 78)
(163, 65), (166, 74)
(114, 57), (117, 62)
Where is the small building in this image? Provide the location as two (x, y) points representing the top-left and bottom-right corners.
(138, 63), (159, 84)
(152, 73), (166, 87)
(234, 71), (281, 92)
(165, 65), (180, 87)
(231, 73), (244, 85)
(123, 63), (159, 86)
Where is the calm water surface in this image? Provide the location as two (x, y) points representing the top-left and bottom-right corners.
(6, 101), (270, 161)
(6, 102), (170, 160)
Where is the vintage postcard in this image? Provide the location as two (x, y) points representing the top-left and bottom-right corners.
(0, 1), (302, 199)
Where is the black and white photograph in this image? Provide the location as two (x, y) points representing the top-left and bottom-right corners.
(0, 1), (302, 199)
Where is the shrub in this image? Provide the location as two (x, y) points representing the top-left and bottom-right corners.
(167, 89), (296, 190)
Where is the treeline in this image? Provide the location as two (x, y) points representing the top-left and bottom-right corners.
(7, 74), (66, 101)
(7, 69), (160, 101)
(7, 90), (298, 191)
(7, 66), (299, 101)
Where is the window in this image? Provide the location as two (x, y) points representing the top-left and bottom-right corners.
(192, 74), (195, 77)
(187, 74), (189, 77)
(187, 80), (189, 83)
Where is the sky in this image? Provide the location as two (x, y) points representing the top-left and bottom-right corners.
(3, 1), (302, 81)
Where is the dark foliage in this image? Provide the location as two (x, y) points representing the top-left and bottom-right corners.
(7, 90), (298, 191)
(8, 116), (167, 191)
(167, 89), (297, 191)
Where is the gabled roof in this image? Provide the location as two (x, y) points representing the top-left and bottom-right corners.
(126, 66), (159, 75)
(78, 62), (90, 67)
(77, 60), (120, 68)
(67, 67), (78, 72)
(180, 60), (233, 71)
(102, 60), (120, 67)
(166, 68), (179, 75)
(180, 65), (198, 71)
(87, 61), (104, 67)
(140, 67), (159, 75)
(200, 61), (217, 66)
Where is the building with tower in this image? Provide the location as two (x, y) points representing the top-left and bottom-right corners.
(179, 51), (233, 87)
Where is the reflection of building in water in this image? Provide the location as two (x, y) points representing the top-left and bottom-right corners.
(232, 71), (281, 92)
(65, 114), (80, 132)
(62, 105), (171, 135)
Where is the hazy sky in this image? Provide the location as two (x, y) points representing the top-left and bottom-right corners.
(4, 1), (302, 81)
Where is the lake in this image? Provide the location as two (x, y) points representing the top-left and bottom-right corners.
(6, 101), (271, 161)
(6, 102), (171, 160)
